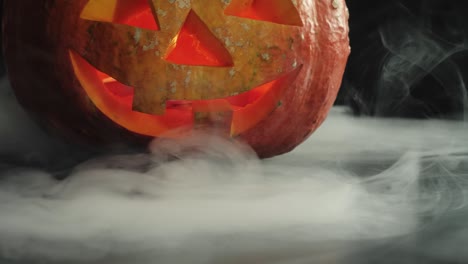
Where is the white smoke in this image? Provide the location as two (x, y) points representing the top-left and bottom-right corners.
(0, 80), (467, 263)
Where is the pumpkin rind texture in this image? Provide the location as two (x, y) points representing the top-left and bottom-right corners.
(3, 0), (350, 158)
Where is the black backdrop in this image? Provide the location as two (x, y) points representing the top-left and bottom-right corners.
(339, 0), (468, 119)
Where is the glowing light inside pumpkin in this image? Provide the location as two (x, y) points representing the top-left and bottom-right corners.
(75, 0), (302, 137)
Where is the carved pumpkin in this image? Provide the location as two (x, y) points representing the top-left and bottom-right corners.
(3, 0), (350, 158)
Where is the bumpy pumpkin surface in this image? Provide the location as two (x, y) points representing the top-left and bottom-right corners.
(3, 0), (350, 158)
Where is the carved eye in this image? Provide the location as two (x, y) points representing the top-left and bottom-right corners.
(80, 0), (159, 30)
(224, 0), (303, 26)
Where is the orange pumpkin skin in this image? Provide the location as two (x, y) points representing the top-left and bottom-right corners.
(3, 0), (350, 158)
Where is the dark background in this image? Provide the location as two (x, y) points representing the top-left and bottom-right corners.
(339, 0), (468, 119)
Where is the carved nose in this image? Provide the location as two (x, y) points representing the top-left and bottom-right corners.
(164, 10), (234, 67)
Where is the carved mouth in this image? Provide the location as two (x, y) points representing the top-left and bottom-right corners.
(70, 51), (300, 137)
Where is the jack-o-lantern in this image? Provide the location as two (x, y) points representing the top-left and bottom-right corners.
(3, 0), (350, 158)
